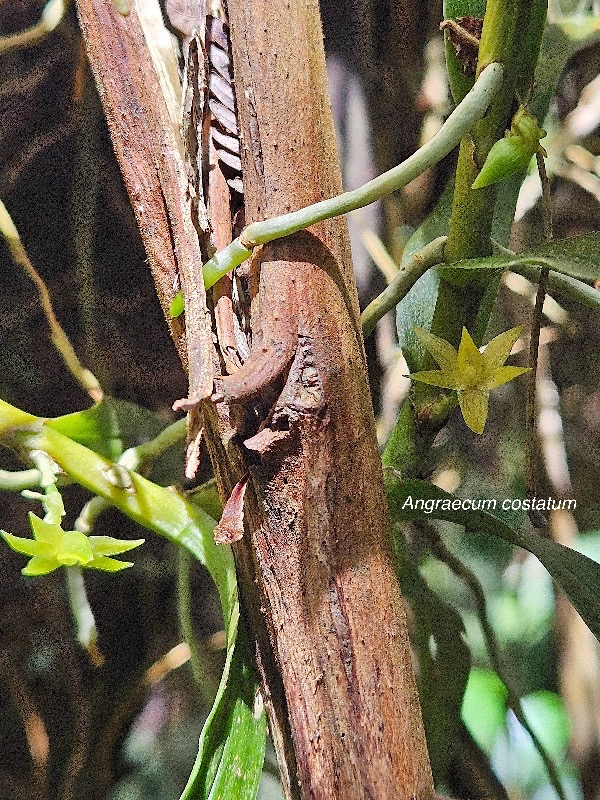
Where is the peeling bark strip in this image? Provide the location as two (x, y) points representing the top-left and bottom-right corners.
(76, 0), (214, 403)
(219, 1), (436, 797)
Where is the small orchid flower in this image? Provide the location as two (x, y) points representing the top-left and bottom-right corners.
(409, 325), (530, 434)
(1, 513), (144, 576)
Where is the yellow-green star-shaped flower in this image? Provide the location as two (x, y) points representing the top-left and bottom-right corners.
(1, 513), (144, 576)
(409, 325), (530, 434)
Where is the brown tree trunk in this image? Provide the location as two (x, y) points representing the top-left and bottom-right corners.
(76, 1), (435, 798)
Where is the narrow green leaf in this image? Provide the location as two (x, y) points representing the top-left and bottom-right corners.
(396, 180), (455, 373)
(462, 668), (508, 753)
(448, 232), (600, 282)
(48, 397), (173, 461)
(180, 625), (266, 800)
(387, 477), (600, 643)
(48, 401), (125, 460)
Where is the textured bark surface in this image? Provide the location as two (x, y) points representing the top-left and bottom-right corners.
(212, 2), (436, 798)
(75, 1), (436, 798)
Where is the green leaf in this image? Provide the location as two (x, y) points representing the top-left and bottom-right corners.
(47, 397), (173, 461)
(520, 691), (570, 760)
(180, 624), (266, 800)
(48, 401), (125, 460)
(386, 477), (600, 643)
(449, 231), (600, 282)
(396, 180), (454, 373)
(530, 19), (600, 124)
(462, 668), (508, 753)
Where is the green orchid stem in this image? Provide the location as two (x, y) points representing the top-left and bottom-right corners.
(202, 63), (504, 289)
(361, 237), (447, 338)
(126, 417), (186, 468)
(445, 0), (546, 263)
(0, 398), (237, 641)
(74, 418), (188, 531)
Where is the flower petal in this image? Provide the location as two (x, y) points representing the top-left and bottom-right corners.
(89, 536), (145, 556)
(56, 530), (94, 566)
(22, 556), (61, 576)
(458, 388), (489, 434)
(482, 365), (531, 390)
(482, 325), (524, 372)
(413, 327), (458, 370)
(86, 555), (134, 572)
(409, 369), (464, 390)
(29, 513), (63, 545)
(2, 531), (53, 558)
(456, 328), (485, 383)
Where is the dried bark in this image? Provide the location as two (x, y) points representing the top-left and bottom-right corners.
(75, 1), (436, 798)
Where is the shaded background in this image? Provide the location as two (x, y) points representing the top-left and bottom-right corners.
(1, 1), (600, 798)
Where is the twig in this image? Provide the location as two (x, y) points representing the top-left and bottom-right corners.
(525, 152), (553, 527)
(0, 200), (103, 402)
